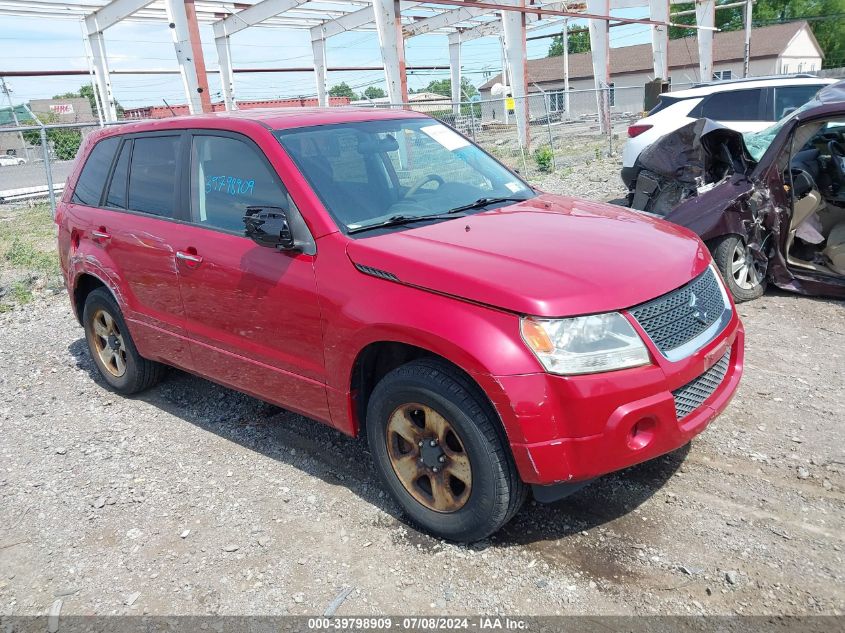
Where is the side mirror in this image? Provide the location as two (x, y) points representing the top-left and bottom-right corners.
(243, 206), (296, 251)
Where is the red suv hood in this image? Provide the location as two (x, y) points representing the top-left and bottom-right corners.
(346, 194), (712, 317)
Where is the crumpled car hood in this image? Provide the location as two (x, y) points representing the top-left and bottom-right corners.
(346, 194), (711, 317)
(635, 118), (754, 186)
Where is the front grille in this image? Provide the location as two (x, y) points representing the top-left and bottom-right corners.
(672, 348), (731, 420)
(630, 267), (726, 356)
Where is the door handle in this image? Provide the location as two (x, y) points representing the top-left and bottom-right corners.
(176, 250), (203, 267)
(92, 228), (111, 241)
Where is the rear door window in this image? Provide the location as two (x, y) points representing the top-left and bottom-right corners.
(189, 134), (293, 233)
(72, 136), (119, 206)
(127, 135), (181, 218)
(692, 89), (763, 121)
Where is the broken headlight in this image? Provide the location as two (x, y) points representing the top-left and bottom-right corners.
(520, 313), (650, 376)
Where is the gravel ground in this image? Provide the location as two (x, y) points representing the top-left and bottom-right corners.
(0, 163), (843, 617)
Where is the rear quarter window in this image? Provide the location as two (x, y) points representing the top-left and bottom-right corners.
(647, 96), (682, 116)
(71, 136), (119, 206)
(690, 88), (763, 121)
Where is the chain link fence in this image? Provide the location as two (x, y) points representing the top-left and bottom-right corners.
(1, 84), (655, 210)
(0, 120), (101, 209)
(351, 86), (642, 179)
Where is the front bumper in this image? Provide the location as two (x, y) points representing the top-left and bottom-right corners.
(489, 312), (744, 486)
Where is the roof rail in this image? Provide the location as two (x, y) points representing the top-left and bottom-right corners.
(691, 73), (819, 88)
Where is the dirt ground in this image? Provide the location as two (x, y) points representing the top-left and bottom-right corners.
(0, 168), (843, 617)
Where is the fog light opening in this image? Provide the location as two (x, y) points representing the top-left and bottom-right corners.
(628, 418), (656, 450)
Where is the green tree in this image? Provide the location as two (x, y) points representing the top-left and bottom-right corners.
(418, 78), (478, 99)
(668, 0), (844, 69)
(547, 25), (591, 57)
(328, 82), (358, 100)
(363, 86), (386, 99)
(20, 113), (82, 160)
(53, 84), (124, 118)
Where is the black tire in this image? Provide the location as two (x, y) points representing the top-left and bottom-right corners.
(82, 288), (165, 394)
(711, 235), (766, 303)
(366, 358), (526, 542)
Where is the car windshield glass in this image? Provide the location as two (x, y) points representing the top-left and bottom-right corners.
(743, 97), (819, 161)
(276, 118), (534, 232)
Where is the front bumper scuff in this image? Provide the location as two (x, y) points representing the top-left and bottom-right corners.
(494, 316), (744, 487)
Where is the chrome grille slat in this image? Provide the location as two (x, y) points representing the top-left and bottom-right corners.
(672, 348), (731, 420)
(630, 267), (725, 354)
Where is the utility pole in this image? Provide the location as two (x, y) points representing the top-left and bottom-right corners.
(743, 0), (753, 78)
(1, 77), (31, 162)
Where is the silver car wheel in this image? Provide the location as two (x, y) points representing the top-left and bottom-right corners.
(730, 242), (763, 290)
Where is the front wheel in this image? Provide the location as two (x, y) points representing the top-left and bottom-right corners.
(366, 359), (526, 542)
(711, 235), (767, 303)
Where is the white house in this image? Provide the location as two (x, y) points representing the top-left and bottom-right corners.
(478, 21), (824, 120)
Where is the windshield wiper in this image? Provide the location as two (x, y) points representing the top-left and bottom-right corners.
(347, 213), (466, 235)
(445, 196), (529, 215)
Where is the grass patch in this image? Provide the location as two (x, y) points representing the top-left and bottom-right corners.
(9, 280), (34, 304)
(0, 203), (61, 310)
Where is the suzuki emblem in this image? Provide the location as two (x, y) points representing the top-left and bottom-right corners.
(689, 292), (708, 325)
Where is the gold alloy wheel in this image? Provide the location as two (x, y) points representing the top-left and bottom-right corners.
(386, 403), (472, 513)
(91, 308), (127, 378)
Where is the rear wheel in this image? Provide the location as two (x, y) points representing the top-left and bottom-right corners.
(82, 288), (165, 394)
(711, 235), (766, 303)
(366, 359), (526, 542)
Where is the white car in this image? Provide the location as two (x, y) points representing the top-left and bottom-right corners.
(621, 76), (836, 192)
(0, 154), (26, 166)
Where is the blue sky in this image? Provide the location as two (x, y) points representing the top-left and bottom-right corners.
(0, 7), (652, 108)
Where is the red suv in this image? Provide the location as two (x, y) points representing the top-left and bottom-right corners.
(57, 109), (744, 541)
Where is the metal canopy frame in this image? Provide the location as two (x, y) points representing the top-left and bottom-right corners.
(0, 0), (723, 145)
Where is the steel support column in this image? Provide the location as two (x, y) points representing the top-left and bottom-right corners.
(587, 0), (611, 134)
(562, 18), (570, 116)
(373, 0), (408, 105)
(312, 36), (329, 107)
(501, 0), (529, 148)
(215, 33), (236, 110)
(649, 0), (669, 80)
(742, 0), (752, 78)
(88, 29), (118, 122)
(165, 0), (211, 114)
(695, 0), (715, 82)
(449, 35), (461, 113)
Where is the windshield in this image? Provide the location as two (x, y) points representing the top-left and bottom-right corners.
(276, 118), (534, 232)
(743, 97), (820, 161)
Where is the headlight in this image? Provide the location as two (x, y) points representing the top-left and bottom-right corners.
(521, 312), (650, 375)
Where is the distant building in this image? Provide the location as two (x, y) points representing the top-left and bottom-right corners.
(30, 97), (95, 123)
(478, 21), (824, 119)
(350, 91), (453, 112)
(123, 96), (351, 119)
(1, 98), (95, 159)
(0, 104), (32, 157)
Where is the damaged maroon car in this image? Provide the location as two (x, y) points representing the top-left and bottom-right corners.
(628, 81), (845, 302)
